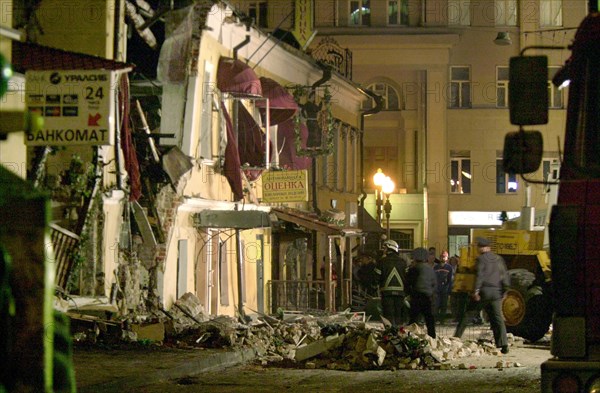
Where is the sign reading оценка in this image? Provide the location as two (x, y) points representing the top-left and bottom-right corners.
(25, 70), (116, 146)
(262, 170), (308, 203)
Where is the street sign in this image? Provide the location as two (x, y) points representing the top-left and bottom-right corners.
(25, 70), (116, 146)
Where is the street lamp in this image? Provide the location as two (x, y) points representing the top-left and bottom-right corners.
(373, 168), (386, 224)
(382, 176), (395, 239)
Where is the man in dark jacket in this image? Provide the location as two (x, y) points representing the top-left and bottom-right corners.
(454, 237), (510, 354)
(434, 250), (454, 323)
(374, 240), (408, 327)
(406, 247), (437, 338)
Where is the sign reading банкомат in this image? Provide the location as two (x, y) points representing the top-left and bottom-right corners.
(262, 170), (308, 203)
(25, 70), (116, 146)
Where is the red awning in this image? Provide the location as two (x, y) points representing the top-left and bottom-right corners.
(217, 57), (262, 96)
(277, 118), (311, 170)
(256, 77), (298, 126)
(236, 102), (270, 181)
(11, 41), (134, 72)
(221, 101), (244, 201)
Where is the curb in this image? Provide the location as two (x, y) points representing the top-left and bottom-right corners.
(78, 347), (259, 393)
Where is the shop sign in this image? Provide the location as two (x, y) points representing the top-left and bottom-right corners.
(25, 70), (115, 146)
(262, 170), (308, 203)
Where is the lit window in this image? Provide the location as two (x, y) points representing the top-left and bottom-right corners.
(496, 159), (518, 193)
(350, 0), (371, 26)
(450, 66), (471, 108)
(450, 153), (471, 194)
(542, 158), (560, 193)
(548, 66), (564, 109)
(388, 0), (408, 25)
(448, 0), (470, 26)
(540, 0), (562, 27)
(495, 0), (517, 26)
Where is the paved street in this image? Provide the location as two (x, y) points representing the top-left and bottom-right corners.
(102, 346), (547, 393)
(74, 323), (551, 393)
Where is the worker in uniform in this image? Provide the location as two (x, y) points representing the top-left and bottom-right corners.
(374, 240), (408, 327)
(406, 247), (437, 338)
(454, 237), (510, 354)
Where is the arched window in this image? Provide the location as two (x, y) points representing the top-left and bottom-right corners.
(362, 82), (401, 111)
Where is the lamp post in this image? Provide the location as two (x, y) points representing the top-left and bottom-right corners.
(373, 168), (386, 224)
(382, 176), (395, 239)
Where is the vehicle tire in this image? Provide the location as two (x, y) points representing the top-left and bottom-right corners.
(502, 269), (552, 342)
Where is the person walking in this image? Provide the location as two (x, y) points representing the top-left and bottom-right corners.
(434, 250), (454, 323)
(454, 237), (510, 354)
(406, 247), (437, 338)
(374, 240), (408, 327)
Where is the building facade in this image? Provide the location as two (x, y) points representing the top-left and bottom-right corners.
(233, 0), (584, 254)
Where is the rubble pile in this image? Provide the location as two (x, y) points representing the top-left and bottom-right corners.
(66, 293), (523, 371)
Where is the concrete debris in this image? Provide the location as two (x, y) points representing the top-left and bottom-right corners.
(67, 304), (522, 372)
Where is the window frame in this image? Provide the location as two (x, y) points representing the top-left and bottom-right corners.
(540, 0), (562, 27)
(200, 60), (215, 163)
(448, 0), (471, 26)
(449, 65), (472, 109)
(494, 0), (517, 26)
(388, 0), (409, 26)
(349, 0), (371, 26)
(542, 158), (560, 193)
(496, 65), (509, 108)
(450, 154), (471, 194)
(496, 158), (518, 194)
(362, 82), (401, 111)
(248, 1), (268, 28)
(548, 66), (564, 109)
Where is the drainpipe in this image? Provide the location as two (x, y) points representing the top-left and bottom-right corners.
(310, 62), (332, 215)
(310, 63), (332, 280)
(233, 17), (253, 60)
(358, 89), (383, 209)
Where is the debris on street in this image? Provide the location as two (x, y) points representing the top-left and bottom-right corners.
(65, 292), (523, 371)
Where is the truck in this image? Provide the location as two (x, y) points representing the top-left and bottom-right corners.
(503, 6), (600, 393)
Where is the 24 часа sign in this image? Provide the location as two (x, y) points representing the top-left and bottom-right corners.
(25, 70), (116, 146)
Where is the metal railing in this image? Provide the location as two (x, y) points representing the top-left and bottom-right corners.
(49, 223), (80, 291)
(268, 280), (337, 313)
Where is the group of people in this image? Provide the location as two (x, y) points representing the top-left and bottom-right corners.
(372, 237), (510, 354)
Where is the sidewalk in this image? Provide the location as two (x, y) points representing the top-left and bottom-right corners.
(74, 345), (259, 393)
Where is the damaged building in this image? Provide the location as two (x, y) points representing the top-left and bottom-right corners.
(2, 0), (380, 327)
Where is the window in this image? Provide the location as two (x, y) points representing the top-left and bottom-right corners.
(350, 0), (370, 26)
(450, 152), (471, 194)
(449, 66), (471, 108)
(249, 1), (268, 28)
(540, 0), (562, 27)
(448, 0), (470, 26)
(496, 158), (518, 193)
(495, 0), (517, 26)
(548, 67), (564, 108)
(362, 82), (400, 111)
(496, 66), (509, 108)
(542, 158), (560, 192)
(388, 0), (408, 25)
(200, 61), (214, 161)
(390, 229), (413, 250)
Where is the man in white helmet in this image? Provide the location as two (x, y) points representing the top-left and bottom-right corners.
(374, 240), (408, 327)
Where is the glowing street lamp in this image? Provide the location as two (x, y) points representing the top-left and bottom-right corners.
(382, 176), (395, 239)
(373, 168), (386, 224)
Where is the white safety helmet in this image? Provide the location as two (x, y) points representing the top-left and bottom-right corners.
(383, 240), (399, 253)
